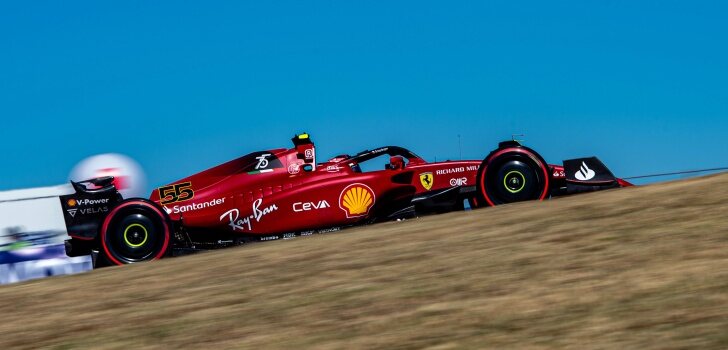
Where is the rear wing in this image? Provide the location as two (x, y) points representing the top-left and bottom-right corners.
(59, 177), (123, 242)
(563, 157), (622, 194)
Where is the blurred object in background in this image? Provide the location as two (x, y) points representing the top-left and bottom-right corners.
(1, 226), (61, 250)
(69, 153), (146, 198)
(0, 185), (92, 284)
(0, 184), (71, 248)
(1, 153), (145, 284)
(0, 240), (91, 284)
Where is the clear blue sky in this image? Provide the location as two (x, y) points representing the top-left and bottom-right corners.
(2, 1), (727, 193)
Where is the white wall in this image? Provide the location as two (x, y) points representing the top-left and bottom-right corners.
(0, 184), (73, 244)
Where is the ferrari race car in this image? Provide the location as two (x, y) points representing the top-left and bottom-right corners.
(60, 133), (632, 266)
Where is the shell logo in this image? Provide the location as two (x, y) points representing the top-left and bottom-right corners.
(67, 199), (77, 207)
(339, 183), (375, 218)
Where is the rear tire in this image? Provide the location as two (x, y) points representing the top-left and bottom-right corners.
(99, 199), (171, 266)
(476, 146), (550, 206)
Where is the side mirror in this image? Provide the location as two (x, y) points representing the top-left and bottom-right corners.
(302, 164), (314, 172)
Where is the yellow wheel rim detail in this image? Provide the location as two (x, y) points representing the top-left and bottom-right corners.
(123, 223), (148, 248)
(504, 171), (526, 194)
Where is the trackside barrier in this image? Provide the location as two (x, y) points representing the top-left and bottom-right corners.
(0, 244), (92, 284)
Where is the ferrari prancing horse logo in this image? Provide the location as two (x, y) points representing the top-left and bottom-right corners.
(419, 172), (434, 191)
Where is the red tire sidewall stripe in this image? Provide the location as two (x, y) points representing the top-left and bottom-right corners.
(479, 148), (550, 206)
(100, 201), (170, 266)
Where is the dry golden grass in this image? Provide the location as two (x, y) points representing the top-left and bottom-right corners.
(1, 174), (728, 349)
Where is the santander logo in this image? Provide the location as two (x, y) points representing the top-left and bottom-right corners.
(575, 161), (596, 181)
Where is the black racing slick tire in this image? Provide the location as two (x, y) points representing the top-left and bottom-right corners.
(475, 146), (551, 206)
(99, 199), (171, 266)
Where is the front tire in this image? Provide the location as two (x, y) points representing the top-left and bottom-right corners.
(476, 146), (550, 206)
(99, 199), (171, 266)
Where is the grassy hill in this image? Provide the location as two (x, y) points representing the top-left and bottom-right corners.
(1, 174), (727, 349)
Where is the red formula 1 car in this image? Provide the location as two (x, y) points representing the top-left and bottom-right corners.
(60, 133), (631, 266)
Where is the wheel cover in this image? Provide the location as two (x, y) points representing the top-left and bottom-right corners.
(478, 148), (550, 206)
(107, 213), (159, 262)
(503, 170), (526, 193)
(123, 223), (149, 248)
(101, 201), (170, 265)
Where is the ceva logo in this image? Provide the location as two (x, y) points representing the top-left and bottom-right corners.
(293, 200), (331, 212)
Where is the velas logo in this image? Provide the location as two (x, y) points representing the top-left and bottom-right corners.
(67, 199), (77, 207)
(67, 206), (108, 217)
(419, 172), (434, 191)
(339, 183), (375, 218)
